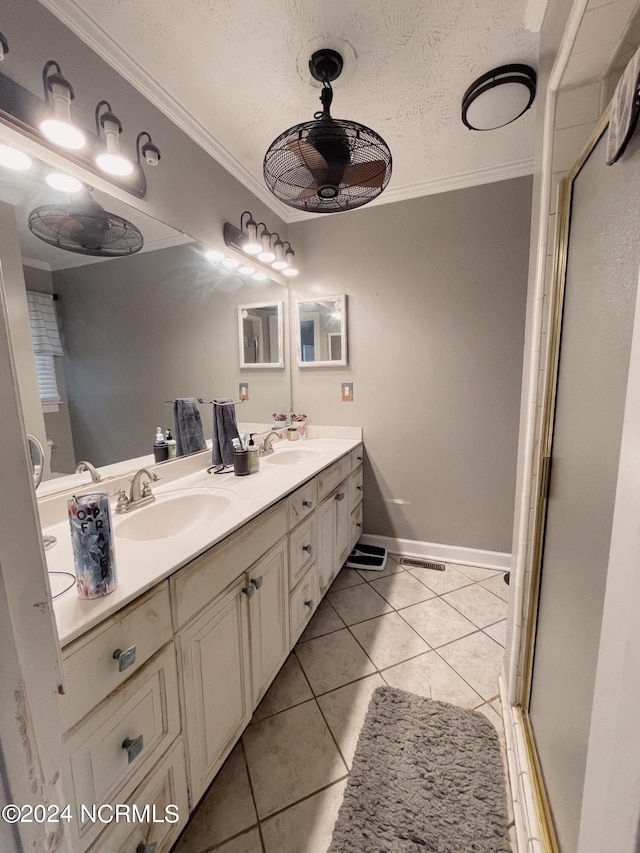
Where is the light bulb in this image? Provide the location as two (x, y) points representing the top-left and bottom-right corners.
(205, 249), (224, 262)
(283, 267), (299, 277)
(40, 80), (86, 150)
(223, 257), (241, 269)
(96, 115), (133, 176)
(45, 172), (83, 192)
(271, 240), (287, 270)
(239, 265), (254, 275)
(272, 259), (288, 270)
(243, 220), (261, 254)
(253, 272), (268, 281)
(258, 249), (276, 263)
(0, 144), (32, 171)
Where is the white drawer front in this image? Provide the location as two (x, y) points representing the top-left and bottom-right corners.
(289, 564), (320, 644)
(172, 501), (287, 628)
(64, 643), (180, 850)
(351, 503), (363, 551)
(350, 445), (364, 471)
(60, 582), (172, 731)
(288, 515), (316, 588)
(317, 454), (352, 502)
(349, 467), (363, 513)
(86, 739), (188, 853)
(287, 479), (317, 528)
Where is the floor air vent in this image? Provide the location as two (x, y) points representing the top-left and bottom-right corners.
(399, 557), (446, 571)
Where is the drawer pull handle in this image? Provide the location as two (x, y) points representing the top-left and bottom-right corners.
(251, 576), (264, 590)
(242, 585), (256, 599)
(304, 599), (314, 609)
(357, 485), (363, 491)
(122, 734), (144, 764)
(357, 456), (363, 461)
(302, 500), (313, 509)
(356, 522), (363, 528)
(302, 544), (313, 555)
(113, 646), (137, 672)
(136, 844), (158, 853)
(335, 492), (346, 502)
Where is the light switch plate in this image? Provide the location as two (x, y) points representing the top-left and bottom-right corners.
(341, 382), (354, 402)
(239, 383), (249, 400)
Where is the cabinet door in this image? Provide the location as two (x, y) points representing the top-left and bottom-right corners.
(178, 578), (252, 805)
(248, 539), (289, 704)
(335, 480), (351, 571)
(317, 496), (336, 594)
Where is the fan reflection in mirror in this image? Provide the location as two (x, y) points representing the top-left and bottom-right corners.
(237, 301), (284, 368)
(296, 295), (347, 367)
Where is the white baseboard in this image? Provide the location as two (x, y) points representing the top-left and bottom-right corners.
(358, 533), (511, 572)
(499, 672), (544, 853)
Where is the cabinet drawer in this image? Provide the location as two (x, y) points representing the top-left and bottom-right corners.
(63, 643), (181, 850)
(86, 739), (188, 853)
(349, 467), (363, 512)
(317, 454), (352, 502)
(287, 479), (317, 528)
(172, 501), (287, 628)
(288, 515), (316, 587)
(350, 445), (364, 471)
(289, 564), (320, 644)
(60, 582), (173, 731)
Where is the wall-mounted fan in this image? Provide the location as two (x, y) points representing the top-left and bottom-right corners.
(263, 49), (392, 213)
(28, 187), (143, 257)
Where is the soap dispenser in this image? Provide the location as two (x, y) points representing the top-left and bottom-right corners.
(165, 429), (177, 460)
(248, 434), (259, 474)
(153, 426), (169, 462)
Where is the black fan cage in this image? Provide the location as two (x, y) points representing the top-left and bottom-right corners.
(264, 118), (392, 213)
(28, 206), (144, 257)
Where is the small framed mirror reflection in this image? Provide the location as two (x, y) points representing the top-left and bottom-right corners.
(296, 295), (348, 367)
(237, 301), (284, 368)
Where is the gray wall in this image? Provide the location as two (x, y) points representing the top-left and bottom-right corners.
(53, 244), (289, 466)
(289, 177), (532, 554)
(22, 265), (77, 474)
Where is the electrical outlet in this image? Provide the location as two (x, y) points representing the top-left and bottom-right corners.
(341, 382), (354, 402)
(239, 382), (249, 401)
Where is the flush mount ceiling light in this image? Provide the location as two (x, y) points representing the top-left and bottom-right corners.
(95, 100), (133, 176)
(28, 186), (143, 257)
(263, 48), (392, 213)
(39, 60), (86, 150)
(461, 64), (537, 131)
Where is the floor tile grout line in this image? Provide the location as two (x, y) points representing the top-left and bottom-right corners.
(208, 823), (261, 853)
(238, 739), (266, 853)
(254, 774), (351, 830)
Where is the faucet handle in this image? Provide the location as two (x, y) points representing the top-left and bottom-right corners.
(114, 489), (129, 511)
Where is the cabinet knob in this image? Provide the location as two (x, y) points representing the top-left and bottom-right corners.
(357, 485), (363, 491)
(302, 500), (313, 509)
(122, 734), (144, 764)
(113, 646), (137, 672)
(302, 544), (313, 555)
(251, 576), (263, 590)
(356, 522), (362, 528)
(357, 455), (363, 462)
(242, 585), (256, 599)
(335, 492), (346, 502)
(136, 844), (158, 853)
(304, 599), (314, 609)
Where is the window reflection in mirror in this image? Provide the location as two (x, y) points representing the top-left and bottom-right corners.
(0, 140), (291, 494)
(296, 295), (347, 367)
(238, 302), (284, 368)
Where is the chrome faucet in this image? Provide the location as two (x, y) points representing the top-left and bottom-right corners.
(259, 430), (282, 456)
(115, 467), (159, 513)
(75, 460), (102, 482)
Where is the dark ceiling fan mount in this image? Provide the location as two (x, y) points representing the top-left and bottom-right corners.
(263, 48), (392, 213)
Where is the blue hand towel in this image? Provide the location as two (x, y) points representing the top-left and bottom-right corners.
(212, 399), (241, 467)
(173, 398), (207, 456)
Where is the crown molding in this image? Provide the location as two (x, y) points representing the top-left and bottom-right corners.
(22, 257), (51, 271)
(285, 159), (535, 222)
(37, 0), (293, 222)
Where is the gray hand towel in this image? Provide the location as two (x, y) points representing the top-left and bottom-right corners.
(212, 399), (241, 467)
(173, 398), (207, 456)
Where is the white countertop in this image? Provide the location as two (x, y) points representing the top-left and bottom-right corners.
(43, 434), (361, 647)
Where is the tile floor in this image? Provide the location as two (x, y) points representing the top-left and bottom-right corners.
(176, 555), (516, 853)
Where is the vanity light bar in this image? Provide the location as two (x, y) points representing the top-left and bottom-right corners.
(224, 216), (299, 278)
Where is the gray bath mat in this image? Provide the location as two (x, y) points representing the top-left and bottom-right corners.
(328, 686), (512, 853)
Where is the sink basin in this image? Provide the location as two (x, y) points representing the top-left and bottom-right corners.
(115, 490), (232, 541)
(264, 449), (321, 466)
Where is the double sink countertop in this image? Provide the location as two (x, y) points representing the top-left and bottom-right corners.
(40, 430), (362, 647)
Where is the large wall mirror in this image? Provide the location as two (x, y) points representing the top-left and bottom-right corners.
(296, 294), (348, 367)
(0, 142), (291, 494)
(238, 301), (284, 368)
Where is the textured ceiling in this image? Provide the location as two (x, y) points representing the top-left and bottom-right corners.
(40, 0), (539, 221)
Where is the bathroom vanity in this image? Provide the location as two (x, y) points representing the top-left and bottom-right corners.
(40, 433), (363, 852)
